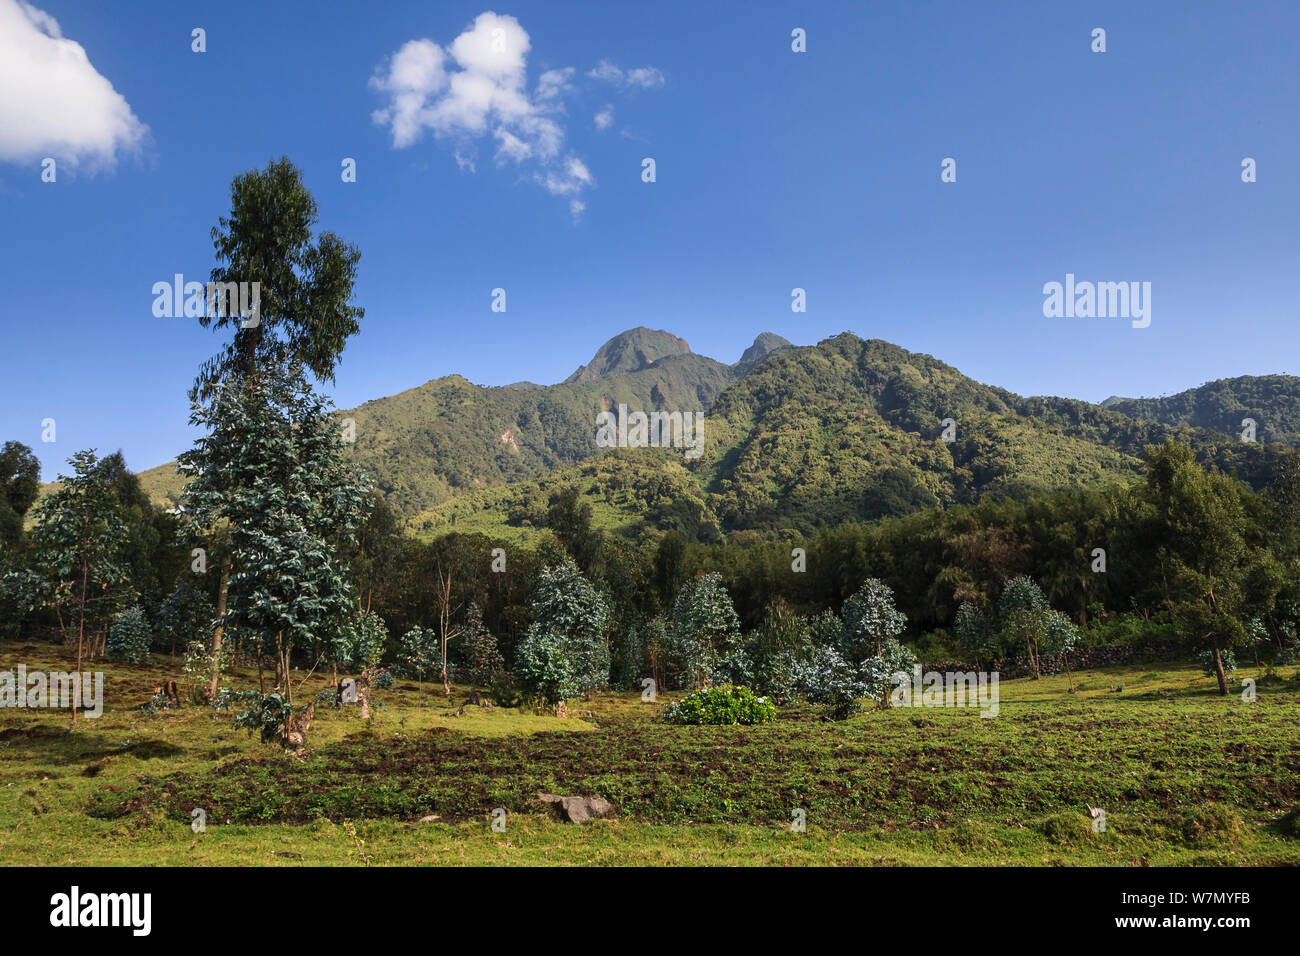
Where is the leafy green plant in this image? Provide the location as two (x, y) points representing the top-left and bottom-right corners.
(399, 625), (441, 681)
(230, 691), (295, 744)
(489, 671), (523, 708)
(661, 684), (776, 726)
(107, 605), (152, 664)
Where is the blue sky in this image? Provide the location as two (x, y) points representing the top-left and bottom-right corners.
(1, 0), (1297, 481)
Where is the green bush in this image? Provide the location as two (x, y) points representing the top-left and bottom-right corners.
(661, 684), (776, 726)
(489, 671), (523, 708)
(107, 606), (152, 664)
(1082, 612), (1177, 648)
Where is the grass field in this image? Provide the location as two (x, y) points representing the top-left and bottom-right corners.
(1, 642), (1298, 866)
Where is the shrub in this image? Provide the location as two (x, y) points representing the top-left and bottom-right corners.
(713, 646), (754, 686)
(458, 603), (503, 689)
(514, 629), (579, 704)
(107, 606), (151, 664)
(952, 602), (997, 663)
(489, 670), (523, 708)
(859, 637), (918, 704)
(841, 578), (907, 660)
(139, 691), (172, 715)
(183, 637), (229, 696)
(661, 684), (776, 726)
(334, 609), (388, 673)
(793, 645), (870, 719)
(314, 686), (341, 709)
(399, 626), (440, 681)
(1082, 612), (1177, 648)
(230, 691), (294, 744)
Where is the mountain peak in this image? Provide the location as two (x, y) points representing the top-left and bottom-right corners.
(736, 332), (793, 369)
(564, 327), (692, 383)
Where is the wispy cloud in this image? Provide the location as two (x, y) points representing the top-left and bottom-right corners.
(0, 0), (148, 170)
(587, 59), (665, 89)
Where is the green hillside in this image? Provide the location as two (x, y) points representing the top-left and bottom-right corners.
(1102, 374), (1300, 445)
(409, 333), (1291, 540)
(133, 329), (756, 513)
(129, 331), (1294, 536)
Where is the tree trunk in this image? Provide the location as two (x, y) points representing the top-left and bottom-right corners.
(1212, 646), (1229, 696)
(207, 550), (232, 699)
(273, 634), (285, 693)
(357, 673), (371, 720)
(73, 537), (88, 727)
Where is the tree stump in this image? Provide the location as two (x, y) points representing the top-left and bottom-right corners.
(338, 674), (373, 719)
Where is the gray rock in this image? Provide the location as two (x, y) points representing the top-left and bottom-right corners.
(536, 792), (614, 824)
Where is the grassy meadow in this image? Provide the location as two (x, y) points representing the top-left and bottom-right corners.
(1, 642), (1298, 867)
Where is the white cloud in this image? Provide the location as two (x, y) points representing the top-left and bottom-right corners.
(586, 59), (665, 89)
(493, 128), (531, 163)
(0, 0), (148, 169)
(625, 66), (665, 88)
(586, 60), (622, 84)
(372, 13), (661, 216)
(372, 11), (594, 215)
(535, 67), (573, 103)
(538, 155), (593, 197)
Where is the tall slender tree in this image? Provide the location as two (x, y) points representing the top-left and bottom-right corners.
(183, 158), (364, 694)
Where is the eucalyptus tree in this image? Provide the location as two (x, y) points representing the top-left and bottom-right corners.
(998, 576), (1052, 678)
(183, 158), (365, 694)
(515, 558), (610, 705)
(179, 364), (371, 699)
(841, 577), (907, 660)
(669, 572), (741, 689)
(194, 156), (364, 398)
(17, 451), (132, 722)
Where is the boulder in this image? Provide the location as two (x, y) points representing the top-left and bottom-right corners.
(536, 792), (614, 824)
